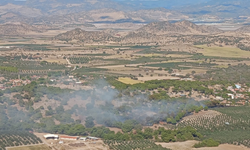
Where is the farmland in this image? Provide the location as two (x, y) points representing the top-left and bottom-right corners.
(1, 18), (250, 150)
(195, 45), (250, 58)
(118, 77), (143, 85)
(0, 131), (42, 150)
(104, 140), (171, 150)
(7, 144), (50, 150)
(178, 107), (250, 148)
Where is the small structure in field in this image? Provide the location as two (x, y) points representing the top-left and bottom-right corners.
(87, 136), (99, 141)
(44, 134), (59, 140)
(60, 135), (79, 140)
(80, 137), (87, 141)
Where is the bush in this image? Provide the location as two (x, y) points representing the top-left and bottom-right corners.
(194, 138), (220, 148)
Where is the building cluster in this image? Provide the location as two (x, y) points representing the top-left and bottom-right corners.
(0, 76), (33, 90)
(43, 134), (99, 142)
(216, 84), (250, 106)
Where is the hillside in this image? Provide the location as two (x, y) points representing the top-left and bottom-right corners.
(30, 8), (187, 25)
(0, 22), (47, 35)
(132, 20), (222, 35)
(0, 3), (42, 17)
(180, 0), (250, 18)
(54, 28), (118, 43)
(236, 25), (250, 33)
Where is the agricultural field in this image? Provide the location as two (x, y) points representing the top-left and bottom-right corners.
(118, 77), (143, 85)
(178, 107), (250, 148)
(195, 45), (250, 58)
(0, 131), (42, 150)
(68, 57), (90, 64)
(104, 140), (171, 150)
(7, 144), (50, 150)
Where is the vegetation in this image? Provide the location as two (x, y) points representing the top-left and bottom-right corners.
(196, 63), (250, 84)
(51, 123), (201, 143)
(0, 66), (18, 73)
(68, 57), (90, 64)
(8, 145), (50, 150)
(194, 138), (220, 148)
(118, 77), (143, 85)
(178, 106), (250, 148)
(104, 140), (171, 150)
(0, 131), (42, 150)
(195, 45), (250, 58)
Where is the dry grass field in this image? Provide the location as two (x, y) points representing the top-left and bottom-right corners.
(7, 144), (50, 150)
(118, 77), (143, 84)
(195, 45), (250, 58)
(43, 58), (68, 64)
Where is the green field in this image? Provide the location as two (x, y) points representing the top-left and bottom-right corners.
(196, 45), (250, 58)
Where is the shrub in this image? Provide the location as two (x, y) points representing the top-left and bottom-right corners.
(194, 138), (220, 148)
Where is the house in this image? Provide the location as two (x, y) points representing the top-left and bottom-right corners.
(0, 77), (5, 81)
(227, 86), (233, 90)
(236, 101), (245, 105)
(60, 136), (79, 140)
(180, 94), (186, 97)
(236, 93), (244, 99)
(44, 134), (59, 140)
(79, 137), (87, 141)
(87, 136), (99, 141)
(227, 94), (235, 99)
(216, 96), (224, 101)
(235, 84), (241, 89)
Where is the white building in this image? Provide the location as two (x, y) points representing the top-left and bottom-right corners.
(44, 134), (59, 140)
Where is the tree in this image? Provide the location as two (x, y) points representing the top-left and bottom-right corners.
(122, 120), (135, 133)
(166, 118), (172, 123)
(171, 119), (177, 124)
(85, 116), (95, 128)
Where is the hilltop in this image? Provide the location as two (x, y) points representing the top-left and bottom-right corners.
(53, 20), (223, 45)
(54, 28), (118, 43)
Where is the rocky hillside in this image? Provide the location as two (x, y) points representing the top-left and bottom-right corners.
(121, 20), (222, 44)
(235, 26), (250, 33)
(134, 20), (222, 35)
(0, 22), (47, 35)
(54, 28), (118, 43)
(30, 8), (188, 25)
(54, 21), (223, 44)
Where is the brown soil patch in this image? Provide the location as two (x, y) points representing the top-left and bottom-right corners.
(108, 127), (123, 133)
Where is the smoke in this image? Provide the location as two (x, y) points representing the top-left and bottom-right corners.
(0, 77), (205, 132)
(69, 79), (204, 126)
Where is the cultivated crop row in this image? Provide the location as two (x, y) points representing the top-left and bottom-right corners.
(0, 131), (42, 150)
